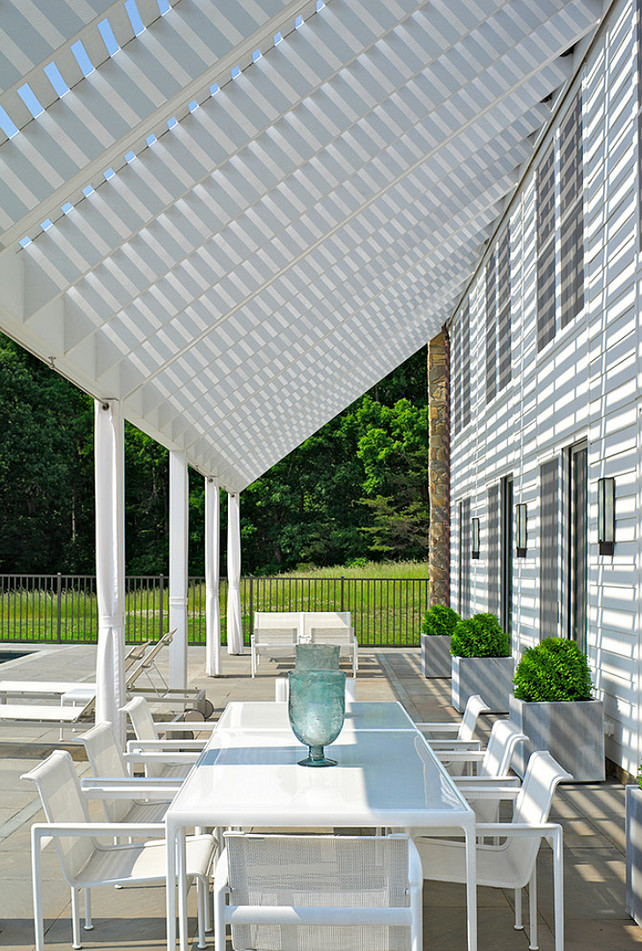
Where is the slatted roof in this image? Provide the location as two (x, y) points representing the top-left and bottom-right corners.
(0, 0), (603, 491)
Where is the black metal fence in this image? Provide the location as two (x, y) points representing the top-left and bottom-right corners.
(0, 573), (428, 648)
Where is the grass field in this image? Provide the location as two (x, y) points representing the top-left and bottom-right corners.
(0, 562), (429, 648)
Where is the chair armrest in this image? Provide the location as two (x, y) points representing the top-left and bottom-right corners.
(122, 750), (199, 766)
(416, 722), (460, 733)
(434, 750), (485, 762)
(426, 739), (481, 751)
(81, 777), (182, 799)
(454, 775), (521, 786)
(475, 821), (562, 841)
(32, 821), (165, 838)
(157, 720), (218, 734)
(451, 785), (521, 799)
(126, 739), (207, 752)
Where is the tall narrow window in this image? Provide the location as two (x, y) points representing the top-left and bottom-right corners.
(559, 92), (584, 328)
(450, 313), (461, 437)
(459, 498), (471, 617)
(485, 256), (497, 403)
(487, 484), (500, 616)
(540, 459), (559, 637)
(537, 144), (556, 352)
(497, 227), (511, 390)
(501, 475), (513, 638)
(569, 443), (588, 649)
(461, 300), (470, 428)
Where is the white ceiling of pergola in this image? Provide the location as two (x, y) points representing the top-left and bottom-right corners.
(0, 0), (603, 492)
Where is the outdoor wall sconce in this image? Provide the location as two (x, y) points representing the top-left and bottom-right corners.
(471, 517), (480, 559)
(597, 477), (615, 555)
(516, 503), (527, 557)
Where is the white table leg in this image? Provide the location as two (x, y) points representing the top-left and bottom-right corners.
(464, 819), (477, 951)
(177, 826), (188, 951)
(166, 818), (177, 951)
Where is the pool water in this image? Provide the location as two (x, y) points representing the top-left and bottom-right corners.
(0, 650), (31, 663)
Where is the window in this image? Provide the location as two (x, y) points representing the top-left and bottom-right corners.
(501, 475), (513, 637)
(485, 228), (511, 402)
(459, 498), (471, 617)
(485, 255), (496, 403)
(559, 92), (584, 327)
(537, 90), (584, 350)
(487, 484), (500, 616)
(537, 144), (556, 351)
(450, 301), (470, 434)
(540, 458), (560, 637)
(497, 228), (511, 390)
(568, 442), (588, 649)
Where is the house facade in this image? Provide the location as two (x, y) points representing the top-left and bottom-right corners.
(447, 0), (641, 776)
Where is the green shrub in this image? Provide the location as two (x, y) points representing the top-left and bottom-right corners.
(513, 637), (593, 702)
(450, 613), (510, 658)
(421, 604), (460, 637)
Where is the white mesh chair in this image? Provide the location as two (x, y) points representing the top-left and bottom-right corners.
(416, 693), (490, 748)
(302, 611), (358, 677)
(22, 749), (216, 951)
(415, 750), (572, 951)
(122, 696), (216, 778)
(214, 832), (422, 951)
(77, 722), (188, 821)
(251, 612), (301, 677)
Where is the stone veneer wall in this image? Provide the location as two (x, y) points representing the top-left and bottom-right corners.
(428, 329), (449, 606)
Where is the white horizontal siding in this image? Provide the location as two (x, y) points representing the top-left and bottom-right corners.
(449, 0), (641, 775)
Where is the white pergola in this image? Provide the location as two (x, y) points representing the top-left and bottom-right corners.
(0, 0), (604, 733)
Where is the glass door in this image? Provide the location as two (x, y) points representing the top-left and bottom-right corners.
(501, 475), (513, 638)
(569, 443), (588, 649)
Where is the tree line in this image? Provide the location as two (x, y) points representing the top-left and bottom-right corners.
(0, 334), (428, 576)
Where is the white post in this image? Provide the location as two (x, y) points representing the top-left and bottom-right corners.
(94, 399), (126, 746)
(205, 478), (221, 676)
(169, 450), (188, 688)
(226, 491), (244, 654)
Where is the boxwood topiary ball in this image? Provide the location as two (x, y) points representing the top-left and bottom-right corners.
(421, 604), (461, 637)
(450, 613), (510, 658)
(513, 637), (593, 702)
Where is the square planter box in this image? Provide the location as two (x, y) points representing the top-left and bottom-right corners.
(626, 785), (642, 926)
(451, 655), (515, 713)
(509, 695), (605, 782)
(421, 633), (452, 678)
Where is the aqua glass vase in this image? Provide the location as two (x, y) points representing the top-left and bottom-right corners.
(288, 669), (346, 767)
(295, 643), (341, 670)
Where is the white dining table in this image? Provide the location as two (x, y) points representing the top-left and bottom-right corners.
(164, 700), (478, 951)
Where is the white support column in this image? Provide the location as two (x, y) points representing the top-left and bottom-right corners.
(226, 491), (244, 654)
(205, 478), (221, 676)
(169, 450), (189, 688)
(94, 399), (126, 747)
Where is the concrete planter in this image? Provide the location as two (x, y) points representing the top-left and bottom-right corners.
(451, 655), (515, 713)
(509, 695), (605, 782)
(626, 786), (642, 926)
(421, 634), (452, 678)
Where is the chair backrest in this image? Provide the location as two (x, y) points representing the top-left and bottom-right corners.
(479, 720), (526, 779)
(224, 832), (413, 951)
(505, 750), (572, 881)
(77, 722), (130, 820)
(122, 696), (159, 742)
(457, 694), (490, 742)
(309, 627), (353, 646)
(21, 749), (94, 884)
(302, 611), (351, 639)
(125, 630), (175, 688)
(254, 612), (300, 642)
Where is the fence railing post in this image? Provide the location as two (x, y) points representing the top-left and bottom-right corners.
(158, 573), (164, 640)
(248, 575), (253, 646)
(56, 573), (62, 644)
(340, 576), (345, 612)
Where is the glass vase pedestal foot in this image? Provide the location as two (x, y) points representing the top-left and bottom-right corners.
(298, 744), (337, 767)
